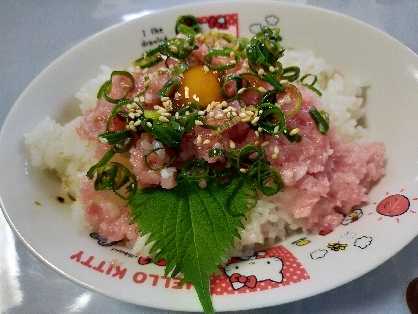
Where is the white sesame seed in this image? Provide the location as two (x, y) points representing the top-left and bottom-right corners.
(274, 146), (279, 154)
(261, 141), (269, 147)
(128, 112), (136, 119)
(284, 95), (292, 105)
(237, 87), (246, 94)
(175, 112), (180, 119)
(198, 110), (206, 116)
(255, 131), (260, 137)
(240, 168), (247, 173)
(215, 113), (224, 120)
(160, 112), (171, 117)
(195, 120), (204, 125)
(269, 66), (275, 73)
(258, 68), (265, 76)
(193, 94), (199, 102)
(229, 51), (235, 58)
(160, 96), (170, 102)
(258, 87), (267, 93)
(146, 122), (153, 128)
(197, 135), (202, 143)
(239, 112), (247, 118)
(271, 153), (278, 159)
(98, 137), (108, 144)
(139, 96), (145, 102)
(130, 125), (137, 131)
(208, 111), (215, 118)
(289, 128), (300, 136)
(203, 65), (209, 72)
(134, 120), (141, 126)
(245, 111), (254, 116)
(170, 46), (178, 53)
(184, 86), (190, 98)
(273, 126), (280, 133)
(159, 116), (169, 123)
(251, 116), (260, 125)
(203, 139), (210, 145)
(229, 140), (236, 149)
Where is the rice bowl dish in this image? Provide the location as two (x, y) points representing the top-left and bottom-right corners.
(2, 1), (418, 312)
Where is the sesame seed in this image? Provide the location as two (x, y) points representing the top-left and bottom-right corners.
(146, 122), (153, 128)
(159, 116), (169, 123)
(237, 87), (246, 94)
(203, 65), (209, 72)
(271, 153), (278, 159)
(251, 116), (260, 125)
(258, 87), (267, 93)
(215, 113), (224, 120)
(170, 46), (178, 53)
(269, 66), (275, 73)
(245, 111), (254, 116)
(134, 120), (141, 126)
(229, 51), (235, 58)
(139, 96), (145, 103)
(258, 68), (265, 76)
(284, 95), (292, 105)
(203, 139), (210, 145)
(175, 112), (180, 119)
(289, 128), (300, 136)
(261, 141), (269, 147)
(193, 94), (199, 102)
(240, 168), (247, 173)
(160, 112), (171, 117)
(274, 146), (279, 154)
(197, 135), (202, 143)
(208, 111), (215, 118)
(239, 112), (247, 118)
(198, 110), (205, 116)
(184, 86), (190, 98)
(195, 120), (204, 125)
(128, 112), (136, 119)
(273, 126), (280, 133)
(98, 137), (108, 144)
(229, 60), (237, 64)
(255, 131), (260, 137)
(160, 96), (170, 102)
(142, 67), (149, 74)
(130, 125), (137, 131)
(229, 140), (236, 149)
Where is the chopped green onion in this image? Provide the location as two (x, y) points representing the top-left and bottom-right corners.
(309, 106), (330, 135)
(97, 71), (135, 103)
(143, 147), (177, 171)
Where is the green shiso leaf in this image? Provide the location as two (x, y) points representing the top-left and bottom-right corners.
(128, 175), (251, 314)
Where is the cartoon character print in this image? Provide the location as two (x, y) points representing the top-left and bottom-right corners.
(342, 209), (363, 225)
(224, 252), (284, 290)
(90, 232), (118, 246)
(138, 256), (166, 267)
(376, 194), (410, 217)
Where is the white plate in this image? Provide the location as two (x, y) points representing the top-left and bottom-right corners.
(1, 1), (418, 312)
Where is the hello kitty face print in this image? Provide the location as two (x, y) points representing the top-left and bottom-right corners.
(224, 253), (284, 290)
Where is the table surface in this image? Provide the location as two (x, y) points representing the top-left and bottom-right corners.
(1, 1), (418, 313)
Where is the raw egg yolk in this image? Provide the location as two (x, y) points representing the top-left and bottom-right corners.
(177, 66), (222, 107)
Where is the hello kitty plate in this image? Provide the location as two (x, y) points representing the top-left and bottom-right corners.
(1, 1), (418, 312)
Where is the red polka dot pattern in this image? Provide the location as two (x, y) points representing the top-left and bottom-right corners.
(210, 245), (310, 295)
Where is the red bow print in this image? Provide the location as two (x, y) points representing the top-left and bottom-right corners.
(230, 273), (257, 288)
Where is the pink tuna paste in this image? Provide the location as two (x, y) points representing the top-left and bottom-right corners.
(76, 39), (385, 244)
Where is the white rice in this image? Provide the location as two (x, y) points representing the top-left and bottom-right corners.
(24, 49), (367, 256)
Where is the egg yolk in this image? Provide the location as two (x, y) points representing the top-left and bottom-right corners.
(177, 66), (222, 107)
